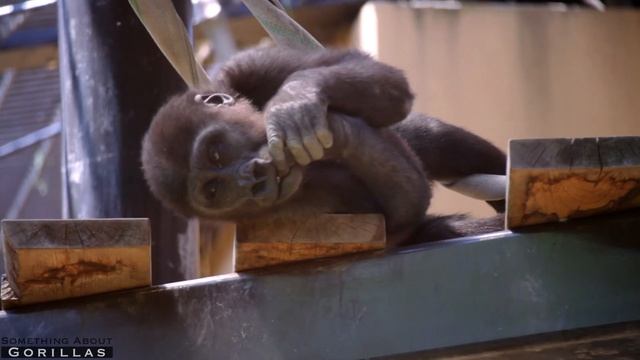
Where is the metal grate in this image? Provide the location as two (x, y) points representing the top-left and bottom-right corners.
(16, 2), (56, 31)
(0, 67), (59, 146)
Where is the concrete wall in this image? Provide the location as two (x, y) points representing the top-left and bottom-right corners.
(352, 3), (640, 216)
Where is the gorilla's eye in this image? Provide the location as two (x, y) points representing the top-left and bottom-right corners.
(195, 93), (235, 107)
(203, 179), (218, 200)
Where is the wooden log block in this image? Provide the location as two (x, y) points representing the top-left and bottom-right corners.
(235, 214), (385, 271)
(507, 137), (640, 228)
(1, 219), (151, 309)
(199, 220), (235, 277)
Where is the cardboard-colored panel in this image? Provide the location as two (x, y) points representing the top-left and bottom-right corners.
(352, 3), (640, 217)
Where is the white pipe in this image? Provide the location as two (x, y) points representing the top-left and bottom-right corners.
(440, 174), (507, 201)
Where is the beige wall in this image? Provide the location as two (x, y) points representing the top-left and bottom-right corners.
(352, 3), (640, 217)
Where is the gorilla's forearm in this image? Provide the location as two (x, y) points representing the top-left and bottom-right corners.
(280, 61), (413, 128)
(391, 113), (507, 212)
(328, 113), (430, 233)
(392, 114), (506, 181)
(217, 46), (413, 128)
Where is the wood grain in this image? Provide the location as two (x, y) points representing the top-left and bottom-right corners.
(507, 137), (640, 228)
(1, 219), (151, 308)
(199, 221), (235, 277)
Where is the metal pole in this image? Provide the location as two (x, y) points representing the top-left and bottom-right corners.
(58, 0), (193, 283)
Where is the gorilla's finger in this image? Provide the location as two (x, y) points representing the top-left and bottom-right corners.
(267, 124), (287, 173)
(313, 113), (333, 149)
(316, 127), (333, 149)
(303, 134), (324, 160)
(278, 165), (304, 201)
(298, 115), (324, 160)
(285, 126), (312, 166)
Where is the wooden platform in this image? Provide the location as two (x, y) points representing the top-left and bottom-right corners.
(1, 211), (639, 358)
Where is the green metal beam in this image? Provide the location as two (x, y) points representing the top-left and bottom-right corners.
(2, 211), (640, 359)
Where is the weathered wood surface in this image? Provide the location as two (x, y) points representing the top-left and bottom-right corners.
(1, 219), (151, 308)
(199, 220), (235, 277)
(236, 214), (385, 271)
(507, 137), (640, 228)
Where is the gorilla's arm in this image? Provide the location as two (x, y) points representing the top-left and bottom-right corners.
(216, 46), (413, 126)
(215, 47), (414, 172)
(327, 113), (430, 236)
(392, 114), (507, 212)
(392, 114), (506, 181)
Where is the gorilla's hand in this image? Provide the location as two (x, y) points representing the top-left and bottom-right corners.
(265, 80), (334, 174)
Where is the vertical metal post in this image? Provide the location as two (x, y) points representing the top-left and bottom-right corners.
(58, 0), (193, 283)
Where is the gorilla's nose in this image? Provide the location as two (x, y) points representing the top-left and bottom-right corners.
(237, 158), (277, 201)
(252, 159), (269, 179)
(237, 158), (270, 184)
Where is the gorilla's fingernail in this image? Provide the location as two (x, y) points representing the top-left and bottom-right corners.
(302, 139), (323, 160)
(291, 151), (311, 166)
(318, 132), (333, 148)
(310, 144), (324, 159)
(311, 149), (323, 160)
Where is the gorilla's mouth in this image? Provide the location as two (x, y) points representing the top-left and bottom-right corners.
(252, 165), (303, 207)
(274, 166), (303, 204)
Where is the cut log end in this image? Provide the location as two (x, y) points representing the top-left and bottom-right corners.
(507, 137), (640, 228)
(1, 219), (151, 309)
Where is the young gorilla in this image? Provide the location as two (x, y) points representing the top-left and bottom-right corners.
(142, 47), (506, 245)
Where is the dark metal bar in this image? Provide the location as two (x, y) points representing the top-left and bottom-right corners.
(2, 211), (640, 359)
(58, 0), (193, 283)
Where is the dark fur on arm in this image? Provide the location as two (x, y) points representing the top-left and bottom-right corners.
(216, 46), (414, 127)
(285, 60), (413, 127)
(392, 114), (506, 180)
(392, 114), (507, 212)
(404, 214), (504, 245)
(328, 113), (430, 235)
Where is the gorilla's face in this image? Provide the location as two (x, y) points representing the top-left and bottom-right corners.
(141, 90), (303, 219)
